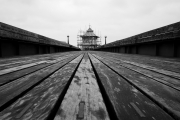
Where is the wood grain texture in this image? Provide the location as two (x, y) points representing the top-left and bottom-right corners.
(0, 51), (180, 120)
(0, 53), (78, 86)
(0, 54), (80, 109)
(0, 52), (76, 70)
(91, 52), (180, 120)
(89, 53), (173, 120)
(93, 54), (180, 90)
(0, 54), (83, 120)
(54, 54), (110, 120)
(95, 52), (180, 73)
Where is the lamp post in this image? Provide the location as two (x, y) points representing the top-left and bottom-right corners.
(105, 36), (107, 45)
(67, 35), (69, 44)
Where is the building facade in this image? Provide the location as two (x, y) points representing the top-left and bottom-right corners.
(77, 27), (101, 50)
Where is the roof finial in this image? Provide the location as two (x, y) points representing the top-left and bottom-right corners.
(89, 24), (91, 28)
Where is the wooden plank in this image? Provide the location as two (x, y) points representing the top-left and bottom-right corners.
(0, 52), (75, 71)
(0, 54), (77, 85)
(54, 54), (110, 120)
(89, 54), (173, 120)
(93, 54), (180, 90)
(95, 52), (180, 74)
(0, 62), (52, 86)
(0, 54), (80, 109)
(130, 102), (146, 117)
(0, 54), (83, 120)
(0, 51), (76, 66)
(91, 53), (180, 120)
(0, 53), (79, 86)
(0, 52), (49, 65)
(0, 61), (45, 76)
(117, 59), (180, 80)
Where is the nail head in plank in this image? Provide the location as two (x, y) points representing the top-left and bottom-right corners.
(77, 101), (85, 119)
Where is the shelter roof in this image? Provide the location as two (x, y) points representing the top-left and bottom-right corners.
(81, 27), (98, 37)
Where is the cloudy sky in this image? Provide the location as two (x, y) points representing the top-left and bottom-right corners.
(0, 0), (180, 46)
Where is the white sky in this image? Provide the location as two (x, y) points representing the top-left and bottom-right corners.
(0, 0), (180, 47)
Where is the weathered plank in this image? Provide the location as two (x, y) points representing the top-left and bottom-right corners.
(0, 52), (49, 65)
(116, 59), (180, 80)
(117, 62), (180, 90)
(0, 52), (76, 71)
(0, 54), (81, 110)
(92, 53), (180, 90)
(0, 63), (51, 86)
(95, 52), (180, 74)
(0, 53), (79, 86)
(0, 54), (83, 120)
(89, 53), (173, 120)
(91, 53), (180, 120)
(54, 54), (110, 120)
(0, 61), (46, 76)
(0, 52), (79, 83)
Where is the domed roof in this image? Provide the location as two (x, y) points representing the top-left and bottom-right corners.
(87, 28), (93, 32)
(81, 27), (98, 37)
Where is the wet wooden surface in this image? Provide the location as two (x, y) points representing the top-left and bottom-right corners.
(54, 54), (109, 120)
(0, 52), (83, 120)
(0, 53), (77, 86)
(90, 51), (180, 120)
(0, 51), (180, 120)
(89, 54), (173, 120)
(0, 54), (83, 120)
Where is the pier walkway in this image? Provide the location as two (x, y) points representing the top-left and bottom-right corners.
(0, 51), (180, 120)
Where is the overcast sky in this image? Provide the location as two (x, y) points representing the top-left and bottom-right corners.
(0, 0), (180, 46)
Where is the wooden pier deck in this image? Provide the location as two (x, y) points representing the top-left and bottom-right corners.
(0, 51), (180, 120)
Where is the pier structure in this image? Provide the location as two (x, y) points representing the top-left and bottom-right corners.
(77, 26), (101, 50)
(0, 22), (180, 120)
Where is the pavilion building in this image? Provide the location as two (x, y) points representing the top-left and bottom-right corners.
(77, 27), (101, 50)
